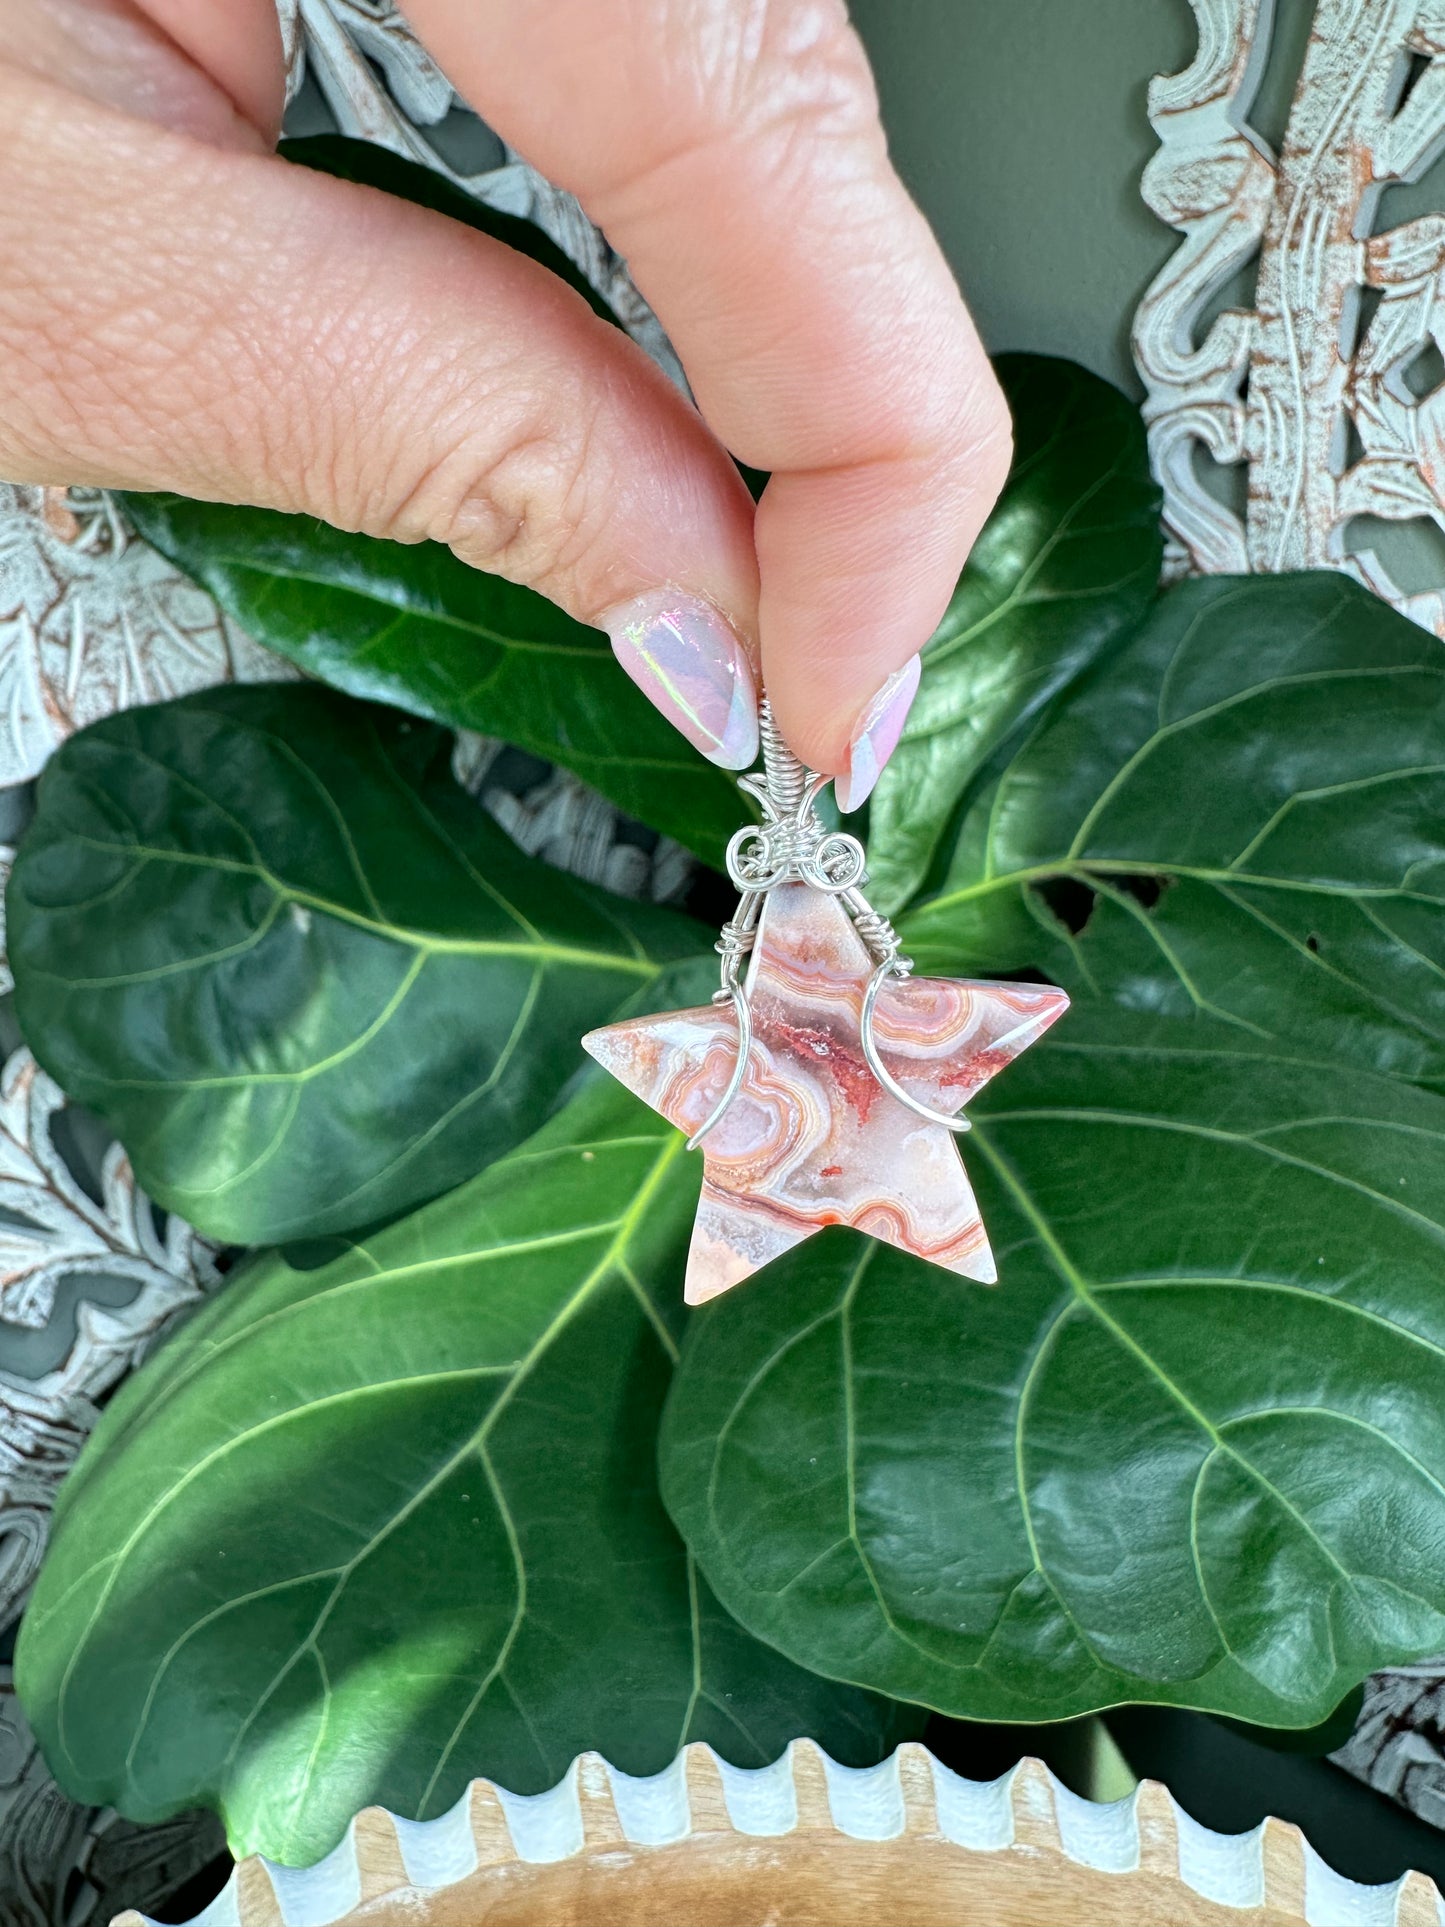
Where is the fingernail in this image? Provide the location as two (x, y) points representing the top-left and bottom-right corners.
(834, 654), (921, 814)
(600, 590), (759, 770)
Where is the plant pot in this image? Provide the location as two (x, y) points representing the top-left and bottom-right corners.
(112, 1741), (1443, 1927)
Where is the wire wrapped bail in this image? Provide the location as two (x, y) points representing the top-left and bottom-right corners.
(727, 699), (865, 896)
(758, 696), (810, 817)
(689, 693), (970, 1148)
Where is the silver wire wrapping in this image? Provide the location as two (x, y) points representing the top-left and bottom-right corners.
(686, 697), (971, 1151)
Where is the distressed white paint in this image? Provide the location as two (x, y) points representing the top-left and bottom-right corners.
(713, 1748), (800, 1836)
(1052, 1779), (1140, 1874)
(604, 1751), (693, 1846)
(1175, 1807), (1269, 1910)
(493, 1764), (587, 1864)
(1135, 0), (1445, 629)
(0, 487), (285, 787)
(929, 1757), (1017, 1852)
(391, 1786), (479, 1891)
(818, 1749), (908, 1841)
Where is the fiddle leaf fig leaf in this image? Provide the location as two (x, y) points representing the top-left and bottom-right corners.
(899, 572), (1445, 1091)
(864, 355), (1162, 913)
(661, 1024), (1445, 1727)
(661, 563), (1445, 1728)
(7, 684), (708, 1245)
(119, 493), (744, 869)
(16, 1079), (916, 1866)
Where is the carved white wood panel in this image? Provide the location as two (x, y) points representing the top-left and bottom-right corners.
(1135, 0), (1445, 628)
(0, 487), (283, 786)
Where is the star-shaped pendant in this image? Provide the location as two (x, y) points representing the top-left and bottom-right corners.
(583, 879), (1067, 1304)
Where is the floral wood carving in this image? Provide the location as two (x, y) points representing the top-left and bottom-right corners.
(0, 1191), (219, 1619)
(1134, 0), (1445, 628)
(0, 1049), (221, 1339)
(0, 486), (284, 787)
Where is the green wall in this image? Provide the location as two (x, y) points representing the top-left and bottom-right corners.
(848, 0), (1196, 396)
(849, 0), (1445, 585)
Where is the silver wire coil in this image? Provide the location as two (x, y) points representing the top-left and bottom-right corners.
(688, 697), (971, 1148)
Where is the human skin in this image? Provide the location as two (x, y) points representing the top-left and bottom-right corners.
(0, 0), (1010, 800)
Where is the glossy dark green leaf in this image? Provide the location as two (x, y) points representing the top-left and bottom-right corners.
(864, 355), (1162, 913)
(898, 573), (1445, 1091)
(662, 1014), (1445, 1726)
(17, 1079), (915, 1865)
(117, 497), (744, 867)
(663, 564), (1445, 1725)
(7, 684), (708, 1244)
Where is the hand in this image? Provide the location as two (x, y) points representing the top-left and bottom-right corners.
(0, 0), (1010, 806)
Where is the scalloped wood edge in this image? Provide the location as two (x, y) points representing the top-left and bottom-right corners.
(112, 1739), (1445, 1927)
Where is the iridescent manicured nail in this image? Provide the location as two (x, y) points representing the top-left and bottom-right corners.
(600, 590), (759, 770)
(834, 655), (922, 814)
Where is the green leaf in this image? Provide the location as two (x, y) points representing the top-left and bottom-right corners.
(17, 1079), (915, 1865)
(661, 1017), (1445, 1726)
(7, 683), (708, 1245)
(121, 489), (745, 869)
(279, 135), (620, 327)
(899, 573), (1445, 1091)
(864, 355), (1162, 913)
(120, 137), (746, 864)
(662, 565), (1445, 1726)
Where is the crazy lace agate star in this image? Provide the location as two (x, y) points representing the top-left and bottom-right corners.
(583, 880), (1067, 1304)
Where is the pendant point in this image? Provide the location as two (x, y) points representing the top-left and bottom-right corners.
(580, 883), (1065, 1302)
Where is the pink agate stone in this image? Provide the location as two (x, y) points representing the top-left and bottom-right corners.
(583, 880), (1068, 1305)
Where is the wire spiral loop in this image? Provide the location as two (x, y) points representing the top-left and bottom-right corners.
(688, 695), (971, 1148)
(724, 820), (867, 896)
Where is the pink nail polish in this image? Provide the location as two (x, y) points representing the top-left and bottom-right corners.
(600, 590), (759, 771)
(834, 655), (921, 814)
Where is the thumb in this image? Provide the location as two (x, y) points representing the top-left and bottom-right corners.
(0, 66), (764, 770)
